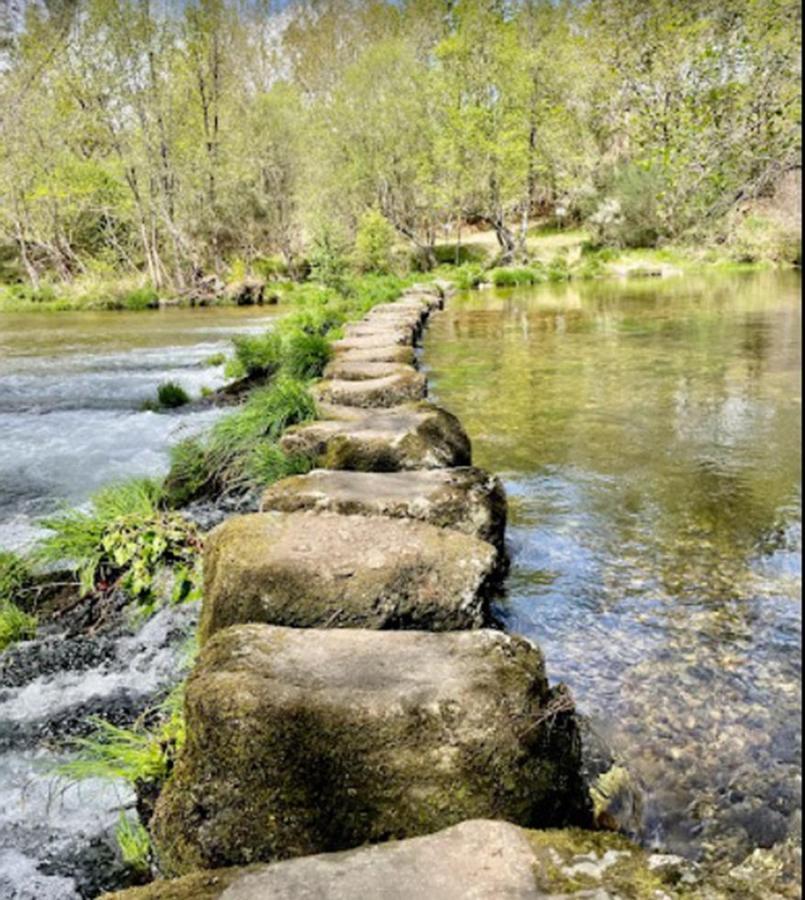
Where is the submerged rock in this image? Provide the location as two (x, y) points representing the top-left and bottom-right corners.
(106, 819), (688, 900)
(279, 402), (471, 471)
(150, 626), (589, 875)
(260, 467), (507, 553)
(312, 369), (427, 408)
(198, 510), (498, 642)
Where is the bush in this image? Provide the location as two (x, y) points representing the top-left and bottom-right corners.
(204, 352), (226, 367)
(452, 264), (485, 290)
(308, 225), (350, 289)
(432, 243), (488, 266)
(121, 286), (159, 310)
(228, 331), (283, 379)
(37, 477), (201, 604)
(352, 209), (397, 274)
(252, 255), (288, 281)
(489, 266), (544, 287)
(156, 381), (190, 409)
(0, 601), (36, 651)
(547, 256), (571, 281)
(587, 164), (668, 249)
(283, 331), (331, 379)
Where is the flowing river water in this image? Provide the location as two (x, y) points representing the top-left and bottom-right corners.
(0, 274), (800, 896)
(0, 305), (283, 898)
(423, 270), (801, 870)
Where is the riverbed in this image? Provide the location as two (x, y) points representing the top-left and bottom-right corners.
(423, 270), (802, 869)
(0, 306), (283, 552)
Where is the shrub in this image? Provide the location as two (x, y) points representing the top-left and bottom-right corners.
(452, 264), (485, 290)
(489, 266), (544, 287)
(587, 164), (668, 249)
(121, 286), (158, 310)
(547, 256), (571, 281)
(37, 477), (201, 604)
(0, 601), (36, 651)
(156, 381), (190, 409)
(204, 352), (226, 367)
(0, 551), (30, 604)
(308, 225), (350, 289)
(252, 255), (288, 281)
(352, 209), (397, 274)
(282, 331), (331, 379)
(229, 331), (283, 379)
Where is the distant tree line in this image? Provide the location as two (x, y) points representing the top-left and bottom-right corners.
(0, 0), (800, 287)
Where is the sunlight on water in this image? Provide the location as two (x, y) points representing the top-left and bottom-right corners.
(424, 270), (801, 865)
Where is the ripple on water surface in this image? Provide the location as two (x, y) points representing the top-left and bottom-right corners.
(424, 271), (802, 866)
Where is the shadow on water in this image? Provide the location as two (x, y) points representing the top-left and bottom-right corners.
(424, 270), (802, 865)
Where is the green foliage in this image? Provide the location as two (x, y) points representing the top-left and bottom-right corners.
(36, 477), (200, 603)
(432, 244), (489, 266)
(727, 213), (802, 265)
(0, 551), (31, 604)
(156, 381), (190, 409)
(282, 331), (331, 379)
(0, 601), (37, 652)
(165, 376), (316, 502)
(252, 256), (288, 281)
(588, 165), (668, 249)
(489, 266), (545, 287)
(308, 226), (350, 290)
(204, 352), (226, 367)
(452, 264), (485, 290)
(119, 287), (159, 311)
(229, 331), (283, 378)
(115, 813), (151, 875)
(352, 209), (397, 274)
(547, 256), (571, 282)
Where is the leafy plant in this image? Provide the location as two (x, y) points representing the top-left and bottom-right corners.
(0, 551), (30, 603)
(228, 331), (283, 379)
(0, 601), (36, 651)
(282, 331), (331, 379)
(115, 812), (151, 875)
(37, 478), (201, 603)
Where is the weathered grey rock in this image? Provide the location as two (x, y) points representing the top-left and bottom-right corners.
(106, 819), (684, 900)
(260, 467), (506, 552)
(150, 626), (590, 875)
(280, 402), (471, 471)
(331, 335), (415, 354)
(199, 510), (497, 642)
(322, 359), (415, 382)
(312, 370), (427, 408)
(330, 343), (416, 365)
(341, 323), (415, 346)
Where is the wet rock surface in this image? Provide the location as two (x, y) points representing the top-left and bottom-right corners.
(199, 510), (498, 641)
(150, 626), (589, 875)
(321, 359), (417, 381)
(328, 343), (416, 365)
(280, 401), (472, 471)
(260, 467), (507, 551)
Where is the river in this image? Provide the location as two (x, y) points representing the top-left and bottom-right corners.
(423, 270), (802, 869)
(0, 305), (283, 552)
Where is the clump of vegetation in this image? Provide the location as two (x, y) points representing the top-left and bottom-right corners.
(37, 478), (201, 605)
(352, 209), (397, 274)
(116, 812), (151, 876)
(0, 550), (30, 603)
(204, 352), (226, 367)
(164, 376), (316, 504)
(308, 225), (350, 290)
(0, 599), (37, 652)
(157, 381), (190, 408)
(225, 331), (283, 379)
(283, 331), (331, 379)
(489, 266), (545, 287)
(451, 263), (485, 290)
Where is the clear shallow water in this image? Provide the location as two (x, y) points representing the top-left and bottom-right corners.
(0, 306), (283, 551)
(424, 271), (801, 865)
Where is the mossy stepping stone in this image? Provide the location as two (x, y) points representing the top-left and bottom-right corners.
(150, 626), (589, 875)
(199, 509), (497, 641)
(280, 402), (471, 471)
(260, 467), (506, 552)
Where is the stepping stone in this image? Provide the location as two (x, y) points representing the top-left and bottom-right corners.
(260, 467), (507, 552)
(199, 510), (497, 642)
(109, 820), (675, 900)
(150, 625), (589, 874)
(331, 343), (416, 365)
(331, 335), (415, 354)
(312, 370), (427, 408)
(342, 322), (414, 346)
(280, 402), (471, 471)
(322, 359), (415, 381)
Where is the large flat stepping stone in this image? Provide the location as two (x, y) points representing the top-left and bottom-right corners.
(312, 370), (427, 408)
(331, 343), (416, 365)
(322, 359), (415, 381)
(107, 819), (678, 899)
(280, 402), (471, 471)
(340, 323), (414, 346)
(331, 335), (415, 354)
(150, 625), (589, 874)
(199, 510), (497, 642)
(260, 467), (506, 551)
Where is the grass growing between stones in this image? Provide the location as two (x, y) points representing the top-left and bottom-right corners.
(0, 551), (37, 652)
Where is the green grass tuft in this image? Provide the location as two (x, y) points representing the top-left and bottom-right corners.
(0, 601), (36, 651)
(156, 381), (190, 409)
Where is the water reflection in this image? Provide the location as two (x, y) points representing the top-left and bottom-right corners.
(424, 271), (801, 864)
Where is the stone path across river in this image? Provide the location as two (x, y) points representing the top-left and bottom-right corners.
(104, 282), (663, 898)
